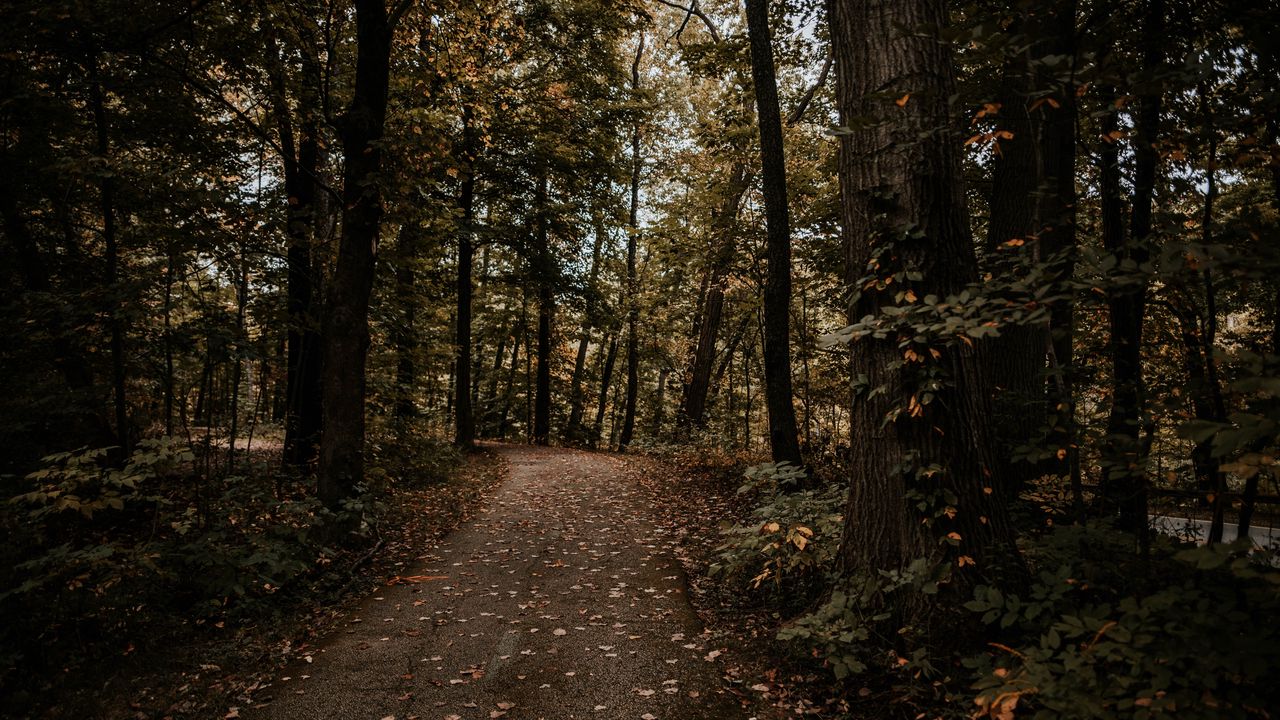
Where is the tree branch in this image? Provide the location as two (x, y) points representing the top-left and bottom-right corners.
(653, 0), (721, 43)
(787, 51), (832, 125)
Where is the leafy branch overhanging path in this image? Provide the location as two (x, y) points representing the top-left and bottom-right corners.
(251, 445), (743, 720)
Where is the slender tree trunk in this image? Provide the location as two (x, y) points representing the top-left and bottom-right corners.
(594, 332), (619, 445)
(619, 35), (645, 452)
(227, 242), (248, 473)
(533, 174), (554, 445)
(652, 365), (669, 435)
(678, 163), (751, 429)
(394, 223), (420, 421)
(1101, 0), (1162, 543)
(566, 222), (607, 441)
(318, 0), (394, 507)
(162, 241), (176, 437)
(455, 107), (478, 448)
(745, 0), (802, 465)
(88, 59), (129, 456)
(270, 40), (326, 470)
(499, 313), (524, 437)
(827, 0), (1020, 589)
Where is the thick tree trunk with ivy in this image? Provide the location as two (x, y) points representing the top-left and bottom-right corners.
(318, 0), (392, 508)
(745, 0), (802, 466)
(827, 0), (1019, 584)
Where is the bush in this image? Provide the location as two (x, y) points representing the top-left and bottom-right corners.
(968, 529), (1280, 719)
(709, 462), (843, 608)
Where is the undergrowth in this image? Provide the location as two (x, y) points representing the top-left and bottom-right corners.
(0, 424), (482, 719)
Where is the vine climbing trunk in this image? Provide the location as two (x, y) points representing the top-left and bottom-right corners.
(826, 0), (1019, 588)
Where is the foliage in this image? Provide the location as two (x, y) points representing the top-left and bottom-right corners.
(709, 462), (842, 605)
(967, 529), (1280, 719)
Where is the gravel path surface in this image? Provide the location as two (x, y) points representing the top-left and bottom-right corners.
(250, 444), (744, 720)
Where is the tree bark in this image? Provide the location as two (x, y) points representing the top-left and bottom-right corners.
(593, 332), (619, 446)
(88, 58), (130, 456)
(394, 223), (420, 421)
(619, 34), (645, 452)
(745, 0), (802, 466)
(269, 38), (326, 470)
(533, 174), (553, 445)
(454, 107), (478, 448)
(827, 0), (1019, 586)
(1100, 0), (1163, 544)
(318, 0), (394, 507)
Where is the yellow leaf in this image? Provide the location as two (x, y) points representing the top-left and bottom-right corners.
(762, 521), (780, 534)
(904, 289), (918, 302)
(957, 555), (975, 567)
(895, 94), (910, 107)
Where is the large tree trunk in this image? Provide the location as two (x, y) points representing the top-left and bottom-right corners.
(619, 35), (645, 452)
(318, 0), (393, 508)
(745, 0), (802, 466)
(454, 107), (478, 448)
(827, 0), (1019, 587)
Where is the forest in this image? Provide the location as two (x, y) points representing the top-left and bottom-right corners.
(2, 0), (1280, 717)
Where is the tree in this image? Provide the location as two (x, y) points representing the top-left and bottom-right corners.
(317, 0), (404, 507)
(744, 0), (802, 466)
(825, 0), (1018, 583)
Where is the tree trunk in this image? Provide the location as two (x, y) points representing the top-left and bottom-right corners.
(745, 0), (802, 466)
(619, 34), (645, 453)
(593, 332), (619, 446)
(678, 163), (751, 429)
(827, 0), (1020, 587)
(269, 39), (326, 470)
(88, 59), (130, 456)
(533, 174), (553, 445)
(455, 107), (478, 448)
(566, 222), (607, 441)
(318, 0), (394, 508)
(394, 223), (419, 421)
(1101, 0), (1163, 543)
(458, 106), (481, 445)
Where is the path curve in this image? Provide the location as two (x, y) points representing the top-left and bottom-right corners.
(251, 444), (744, 720)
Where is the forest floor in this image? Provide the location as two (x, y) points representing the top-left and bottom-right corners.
(242, 444), (761, 720)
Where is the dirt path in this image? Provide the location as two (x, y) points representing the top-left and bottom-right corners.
(250, 444), (745, 720)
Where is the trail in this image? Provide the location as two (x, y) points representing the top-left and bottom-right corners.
(251, 444), (744, 720)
